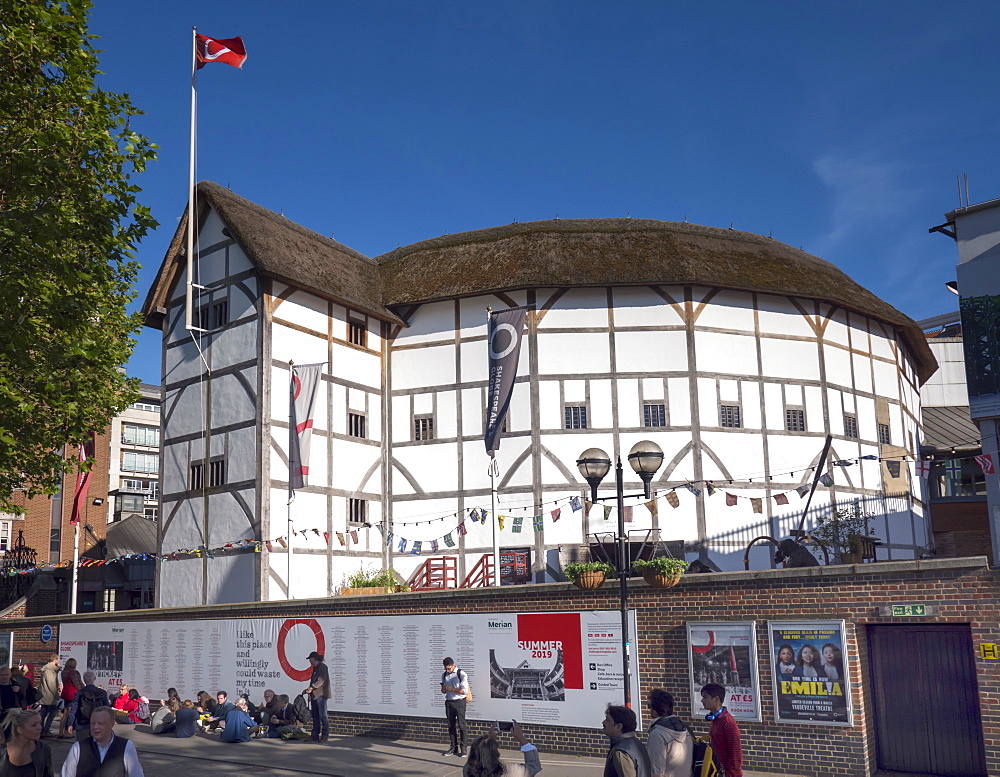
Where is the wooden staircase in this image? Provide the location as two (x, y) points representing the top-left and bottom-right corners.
(407, 554), (495, 590)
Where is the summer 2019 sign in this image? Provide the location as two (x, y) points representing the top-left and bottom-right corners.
(767, 620), (852, 726)
(686, 622), (760, 721)
(59, 609), (640, 730)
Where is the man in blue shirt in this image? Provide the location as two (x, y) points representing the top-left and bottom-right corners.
(204, 691), (235, 731)
(440, 657), (469, 757)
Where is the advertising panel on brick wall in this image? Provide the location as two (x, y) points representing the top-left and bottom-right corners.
(686, 622), (760, 721)
(60, 609), (640, 729)
(767, 620), (852, 726)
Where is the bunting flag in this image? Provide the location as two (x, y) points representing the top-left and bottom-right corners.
(915, 460), (931, 478)
(684, 483), (702, 498)
(570, 496), (582, 512)
(513, 517), (523, 534)
(444, 533), (455, 548)
(533, 515), (543, 532)
(336, 532), (346, 547)
(289, 363), (323, 499)
(264, 541), (273, 553)
(584, 500), (593, 517)
(456, 522), (468, 537)
(551, 508), (561, 522)
(750, 497), (763, 514)
(645, 499), (658, 516)
(623, 506), (633, 523)
(725, 492), (738, 507)
(275, 537), (287, 548)
(70, 432), (98, 526)
(886, 460), (901, 478)
(323, 532), (331, 546)
(498, 516), (506, 531)
(706, 482), (716, 496)
(350, 530), (358, 543)
(819, 473), (834, 487)
(195, 33), (248, 70)
(479, 508), (489, 522)
(976, 454), (995, 475)
(376, 524), (384, 535)
(666, 491), (680, 509)
(603, 505), (612, 521)
(397, 538), (407, 552)
(774, 493), (788, 506)
(795, 484), (811, 498)
(385, 531), (393, 547)
(411, 541), (422, 555)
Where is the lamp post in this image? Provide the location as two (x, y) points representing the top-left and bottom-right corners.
(576, 441), (663, 709)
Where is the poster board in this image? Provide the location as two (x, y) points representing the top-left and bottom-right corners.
(0, 632), (12, 668)
(767, 620), (852, 725)
(60, 609), (640, 730)
(686, 622), (760, 721)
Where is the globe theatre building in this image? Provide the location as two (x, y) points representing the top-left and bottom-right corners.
(143, 182), (936, 606)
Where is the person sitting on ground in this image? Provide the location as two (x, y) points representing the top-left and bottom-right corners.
(195, 691), (215, 718)
(203, 691), (234, 732)
(149, 699), (179, 735)
(265, 695), (305, 739)
(220, 699), (257, 743)
(0, 708), (53, 777)
(113, 689), (140, 724)
(236, 694), (257, 719)
(173, 700), (199, 739)
(255, 689), (277, 726)
(463, 722), (540, 777)
(65, 671), (110, 742)
(647, 689), (693, 777)
(159, 688), (180, 708)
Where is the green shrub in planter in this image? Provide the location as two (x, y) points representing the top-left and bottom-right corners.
(563, 561), (615, 582)
(631, 557), (687, 576)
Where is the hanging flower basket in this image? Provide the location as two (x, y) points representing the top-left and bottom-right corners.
(640, 570), (683, 588)
(633, 557), (686, 589)
(573, 570), (607, 590)
(564, 562), (614, 590)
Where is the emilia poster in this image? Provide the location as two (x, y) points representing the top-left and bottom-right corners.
(767, 620), (852, 726)
(686, 622), (760, 721)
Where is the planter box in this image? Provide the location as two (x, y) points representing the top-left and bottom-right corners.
(340, 586), (396, 596)
(571, 571), (607, 590)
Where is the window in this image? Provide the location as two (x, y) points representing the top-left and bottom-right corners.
(348, 319), (367, 348)
(720, 405), (741, 428)
(120, 478), (157, 497)
(0, 521), (10, 552)
(189, 462), (203, 491)
(209, 458), (226, 488)
(121, 424), (159, 447)
(414, 416), (434, 442)
(785, 408), (805, 432)
(103, 589), (117, 612)
(348, 498), (367, 525)
(878, 423), (891, 445)
(348, 412), (366, 439)
(50, 528), (60, 555)
(143, 507), (158, 520)
(565, 405), (588, 429)
(129, 402), (160, 413)
(120, 494), (144, 513)
(930, 458), (987, 498)
(212, 299), (228, 329)
(844, 414), (859, 439)
(121, 451), (158, 474)
(643, 404), (666, 428)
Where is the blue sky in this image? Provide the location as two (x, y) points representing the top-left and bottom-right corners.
(88, 1), (1000, 384)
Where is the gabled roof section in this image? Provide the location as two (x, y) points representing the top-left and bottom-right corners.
(141, 181), (401, 327)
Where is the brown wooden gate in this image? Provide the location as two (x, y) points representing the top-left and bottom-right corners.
(868, 624), (987, 776)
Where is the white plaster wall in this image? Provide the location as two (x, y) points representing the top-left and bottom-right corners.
(271, 323), (328, 366)
(615, 330), (688, 373)
(537, 332), (609, 375)
(694, 331), (758, 377)
(393, 345), (456, 390)
(537, 288), (610, 329)
(923, 340), (969, 407)
(756, 294), (817, 338)
(612, 287), (685, 327)
(759, 337), (821, 381)
(694, 289), (756, 332)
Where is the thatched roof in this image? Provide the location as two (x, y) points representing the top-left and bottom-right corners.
(142, 184), (936, 382)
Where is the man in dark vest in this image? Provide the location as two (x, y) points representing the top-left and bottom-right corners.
(60, 706), (145, 776)
(602, 705), (651, 777)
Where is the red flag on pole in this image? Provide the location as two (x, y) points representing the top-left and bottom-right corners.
(70, 433), (97, 526)
(195, 34), (247, 69)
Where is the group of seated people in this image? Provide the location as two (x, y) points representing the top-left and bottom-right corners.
(148, 688), (307, 743)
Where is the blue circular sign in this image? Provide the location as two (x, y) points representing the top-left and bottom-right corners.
(40, 625), (53, 643)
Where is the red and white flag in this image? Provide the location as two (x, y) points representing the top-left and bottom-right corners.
(915, 460), (931, 478)
(976, 454), (995, 475)
(195, 34), (247, 70)
(70, 433), (98, 526)
(289, 364), (323, 498)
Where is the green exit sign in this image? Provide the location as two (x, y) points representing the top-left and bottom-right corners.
(892, 604), (925, 616)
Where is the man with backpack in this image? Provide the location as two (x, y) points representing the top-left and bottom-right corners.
(647, 689), (693, 777)
(66, 671), (110, 742)
(700, 683), (742, 777)
(439, 657), (469, 757)
(602, 705), (652, 777)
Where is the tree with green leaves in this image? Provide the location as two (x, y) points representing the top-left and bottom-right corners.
(0, 0), (157, 510)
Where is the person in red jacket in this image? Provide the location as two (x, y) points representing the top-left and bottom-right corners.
(700, 683), (742, 777)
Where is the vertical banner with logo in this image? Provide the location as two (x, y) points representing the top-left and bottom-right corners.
(686, 622), (760, 721)
(485, 307), (528, 457)
(768, 620), (852, 725)
(288, 363), (324, 497)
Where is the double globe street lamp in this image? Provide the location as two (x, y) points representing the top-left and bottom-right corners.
(576, 441), (664, 710)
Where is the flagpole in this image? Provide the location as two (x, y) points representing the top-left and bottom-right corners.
(185, 26), (197, 332)
(287, 359), (294, 600)
(490, 459), (500, 587)
(70, 522), (79, 615)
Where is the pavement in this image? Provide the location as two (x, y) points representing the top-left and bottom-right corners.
(42, 724), (790, 776)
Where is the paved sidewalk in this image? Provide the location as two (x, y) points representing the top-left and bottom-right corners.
(44, 726), (788, 776)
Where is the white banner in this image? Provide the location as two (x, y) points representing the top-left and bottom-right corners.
(59, 610), (640, 729)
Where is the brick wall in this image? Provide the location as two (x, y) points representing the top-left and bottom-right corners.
(4, 557), (997, 776)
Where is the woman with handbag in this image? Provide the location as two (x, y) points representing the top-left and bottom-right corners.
(57, 659), (83, 738)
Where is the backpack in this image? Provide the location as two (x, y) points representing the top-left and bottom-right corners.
(692, 735), (721, 777)
(135, 700), (150, 721)
(293, 693), (310, 724)
(442, 669), (472, 702)
(76, 687), (102, 724)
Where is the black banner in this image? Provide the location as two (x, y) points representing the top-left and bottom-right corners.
(484, 307), (528, 457)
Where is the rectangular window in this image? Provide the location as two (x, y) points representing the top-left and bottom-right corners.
(212, 299), (229, 329)
(209, 458), (226, 488)
(348, 319), (367, 348)
(643, 403), (666, 428)
(0, 521), (10, 552)
(844, 414), (859, 439)
(348, 412), (367, 439)
(143, 507), (158, 520)
(103, 589), (116, 612)
(121, 451), (158, 474)
(50, 528), (60, 555)
(120, 494), (144, 513)
(878, 423), (891, 445)
(121, 424), (159, 447)
(564, 405), (588, 429)
(785, 408), (805, 432)
(720, 405), (741, 428)
(348, 498), (367, 526)
(129, 402), (160, 413)
(414, 416), (434, 442)
(189, 462), (203, 491)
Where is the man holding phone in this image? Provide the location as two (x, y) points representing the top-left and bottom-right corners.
(440, 657), (469, 756)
